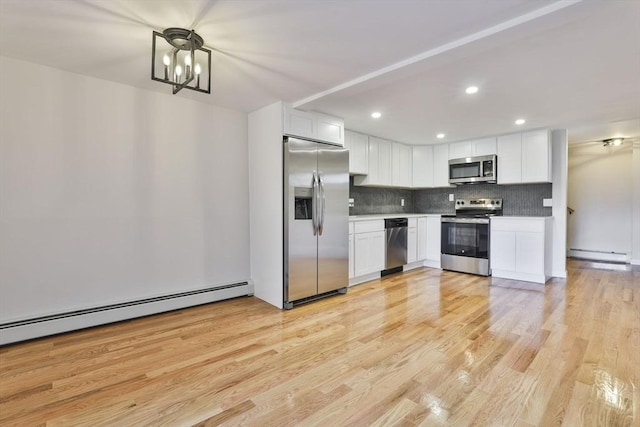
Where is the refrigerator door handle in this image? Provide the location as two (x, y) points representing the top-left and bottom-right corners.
(312, 171), (319, 236)
(318, 172), (325, 235)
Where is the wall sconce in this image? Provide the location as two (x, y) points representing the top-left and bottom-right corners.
(151, 28), (211, 94)
(602, 138), (624, 147)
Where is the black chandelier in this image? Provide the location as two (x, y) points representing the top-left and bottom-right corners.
(151, 28), (211, 94)
(602, 138), (624, 147)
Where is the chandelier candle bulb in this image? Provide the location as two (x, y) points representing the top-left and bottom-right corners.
(174, 64), (182, 83)
(195, 63), (201, 88)
(184, 54), (192, 80)
(162, 54), (170, 80)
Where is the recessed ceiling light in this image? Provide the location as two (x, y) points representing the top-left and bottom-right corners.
(515, 119), (526, 125)
(371, 112), (381, 119)
(437, 133), (445, 139)
(465, 86), (479, 94)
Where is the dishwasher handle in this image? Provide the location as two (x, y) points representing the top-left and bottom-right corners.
(385, 218), (408, 228)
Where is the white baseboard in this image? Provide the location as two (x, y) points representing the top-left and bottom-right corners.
(349, 272), (381, 286)
(0, 282), (253, 346)
(403, 261), (424, 271)
(423, 259), (441, 269)
(552, 270), (568, 279)
(491, 269), (548, 284)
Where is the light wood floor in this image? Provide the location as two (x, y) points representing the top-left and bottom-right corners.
(1, 259), (638, 426)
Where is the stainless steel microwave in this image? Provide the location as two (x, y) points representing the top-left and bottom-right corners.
(448, 154), (497, 185)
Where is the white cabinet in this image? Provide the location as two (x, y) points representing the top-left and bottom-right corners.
(352, 220), (386, 279)
(283, 107), (315, 140)
(353, 136), (392, 187)
(490, 231), (516, 271)
(471, 137), (497, 157)
(392, 142), (413, 187)
(448, 137), (496, 159)
(497, 130), (551, 184)
(521, 130), (551, 183)
(354, 231), (385, 277)
(433, 144), (451, 187)
(348, 232), (355, 279)
(497, 133), (522, 184)
(283, 106), (344, 146)
(344, 130), (368, 175)
(416, 215), (441, 267)
(425, 216), (441, 264)
(490, 217), (552, 283)
(448, 141), (473, 159)
(408, 218), (418, 263)
(417, 217), (428, 260)
(412, 145), (434, 188)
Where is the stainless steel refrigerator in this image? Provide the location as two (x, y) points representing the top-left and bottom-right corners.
(283, 136), (349, 308)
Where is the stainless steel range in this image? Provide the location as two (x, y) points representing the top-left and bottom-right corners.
(441, 198), (503, 276)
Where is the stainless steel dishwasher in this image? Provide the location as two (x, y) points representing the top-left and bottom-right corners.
(384, 218), (408, 274)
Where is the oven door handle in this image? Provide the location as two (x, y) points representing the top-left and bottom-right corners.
(441, 218), (490, 224)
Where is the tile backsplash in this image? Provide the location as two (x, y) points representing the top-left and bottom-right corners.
(349, 177), (415, 215)
(350, 179), (552, 216)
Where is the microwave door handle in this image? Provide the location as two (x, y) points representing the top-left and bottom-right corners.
(318, 173), (325, 235)
(312, 171), (318, 236)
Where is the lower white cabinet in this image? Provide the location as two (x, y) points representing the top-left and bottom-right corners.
(417, 217), (428, 260)
(351, 219), (385, 279)
(354, 231), (385, 277)
(425, 216), (441, 265)
(490, 217), (552, 283)
(407, 219), (418, 263)
(348, 233), (355, 279)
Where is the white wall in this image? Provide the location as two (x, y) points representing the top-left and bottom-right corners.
(0, 56), (250, 322)
(567, 141), (633, 261)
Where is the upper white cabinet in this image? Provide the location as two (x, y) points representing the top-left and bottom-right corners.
(392, 142), (413, 187)
(433, 144), (451, 187)
(283, 107), (315, 140)
(521, 130), (551, 183)
(497, 130), (551, 184)
(448, 141), (472, 159)
(412, 145), (434, 188)
(472, 137), (498, 157)
(497, 133), (522, 184)
(353, 136), (392, 187)
(283, 106), (344, 146)
(316, 113), (345, 146)
(448, 137), (496, 159)
(344, 130), (369, 175)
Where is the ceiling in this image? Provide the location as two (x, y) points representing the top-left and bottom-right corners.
(1, 0), (639, 145)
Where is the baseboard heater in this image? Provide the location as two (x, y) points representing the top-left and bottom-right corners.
(0, 281), (253, 346)
(568, 248), (629, 263)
